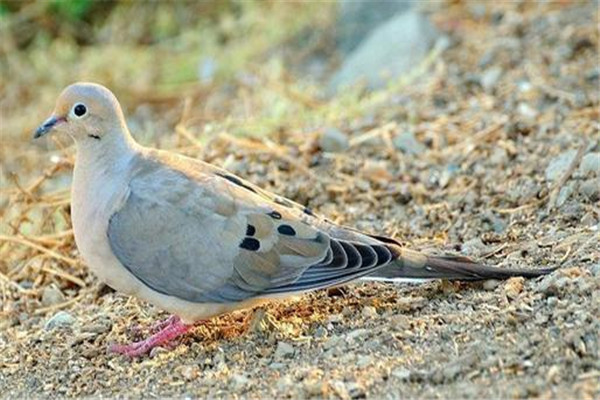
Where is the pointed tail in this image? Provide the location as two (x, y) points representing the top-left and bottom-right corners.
(370, 248), (556, 281)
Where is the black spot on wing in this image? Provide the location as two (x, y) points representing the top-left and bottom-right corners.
(268, 211), (282, 219)
(217, 173), (257, 194)
(246, 224), (256, 236)
(277, 224), (296, 236)
(240, 237), (260, 251)
(303, 207), (315, 216)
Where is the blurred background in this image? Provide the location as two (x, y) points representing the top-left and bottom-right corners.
(1, 0), (460, 238)
(0, 1), (598, 397)
(0, 0), (451, 168)
(1, 0), (596, 185)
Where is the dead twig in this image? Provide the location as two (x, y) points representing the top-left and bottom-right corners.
(0, 235), (80, 269)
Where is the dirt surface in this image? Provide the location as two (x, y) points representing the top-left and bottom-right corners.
(1, 2), (599, 399)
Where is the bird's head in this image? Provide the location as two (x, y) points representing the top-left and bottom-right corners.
(34, 82), (128, 144)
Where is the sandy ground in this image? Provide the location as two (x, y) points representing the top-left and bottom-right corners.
(1, 2), (599, 399)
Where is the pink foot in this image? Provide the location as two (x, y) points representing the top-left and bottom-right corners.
(109, 315), (192, 358)
(149, 315), (180, 333)
(128, 315), (179, 337)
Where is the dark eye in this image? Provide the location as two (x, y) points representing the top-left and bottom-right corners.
(73, 103), (87, 117)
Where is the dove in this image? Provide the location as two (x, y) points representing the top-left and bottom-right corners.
(34, 82), (555, 357)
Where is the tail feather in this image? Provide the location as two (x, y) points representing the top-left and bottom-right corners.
(370, 248), (556, 281)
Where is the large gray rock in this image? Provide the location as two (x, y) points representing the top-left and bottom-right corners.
(336, 0), (412, 55)
(329, 9), (439, 93)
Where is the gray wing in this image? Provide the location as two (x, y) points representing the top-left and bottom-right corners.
(107, 155), (396, 303)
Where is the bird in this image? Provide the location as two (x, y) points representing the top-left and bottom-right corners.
(33, 82), (555, 357)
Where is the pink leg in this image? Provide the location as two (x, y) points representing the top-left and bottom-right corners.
(149, 315), (180, 333)
(128, 314), (179, 337)
(108, 315), (192, 358)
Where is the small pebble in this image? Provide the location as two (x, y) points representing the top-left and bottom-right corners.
(313, 326), (328, 339)
(303, 381), (324, 397)
(517, 80), (534, 93)
(274, 341), (295, 359)
(82, 321), (111, 334)
(323, 335), (342, 350)
(346, 381), (365, 399)
(537, 274), (570, 296)
(178, 365), (200, 381)
(346, 329), (369, 341)
(483, 279), (501, 291)
(546, 365), (561, 383)
(269, 362), (285, 370)
(44, 311), (75, 331)
(461, 237), (488, 257)
(361, 306), (377, 318)
(391, 368), (411, 380)
(546, 296), (558, 306)
(489, 147), (508, 166)
(586, 67), (600, 81)
(327, 313), (343, 324)
(356, 355), (371, 367)
(319, 127), (349, 153)
(545, 150), (577, 182)
(330, 380), (350, 400)
(41, 286), (65, 307)
(517, 102), (538, 120)
(556, 183), (575, 207)
(276, 376), (293, 392)
(579, 152), (599, 176)
(390, 314), (411, 330)
(396, 296), (427, 311)
(393, 130), (425, 155)
(579, 178), (600, 201)
(580, 212), (597, 226)
(442, 364), (462, 381)
(480, 66), (503, 92)
(230, 373), (249, 389)
(478, 49), (495, 68)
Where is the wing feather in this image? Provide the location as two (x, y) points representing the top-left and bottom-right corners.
(107, 151), (400, 303)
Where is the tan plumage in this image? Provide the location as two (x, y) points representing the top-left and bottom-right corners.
(34, 82), (556, 356)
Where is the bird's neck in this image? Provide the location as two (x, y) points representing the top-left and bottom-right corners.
(73, 128), (140, 190)
(77, 127), (137, 164)
(71, 129), (140, 237)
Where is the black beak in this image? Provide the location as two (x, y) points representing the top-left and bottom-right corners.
(34, 116), (64, 139)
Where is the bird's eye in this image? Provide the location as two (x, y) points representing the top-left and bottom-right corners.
(73, 103), (87, 118)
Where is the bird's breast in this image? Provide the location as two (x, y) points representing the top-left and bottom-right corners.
(71, 163), (131, 289)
